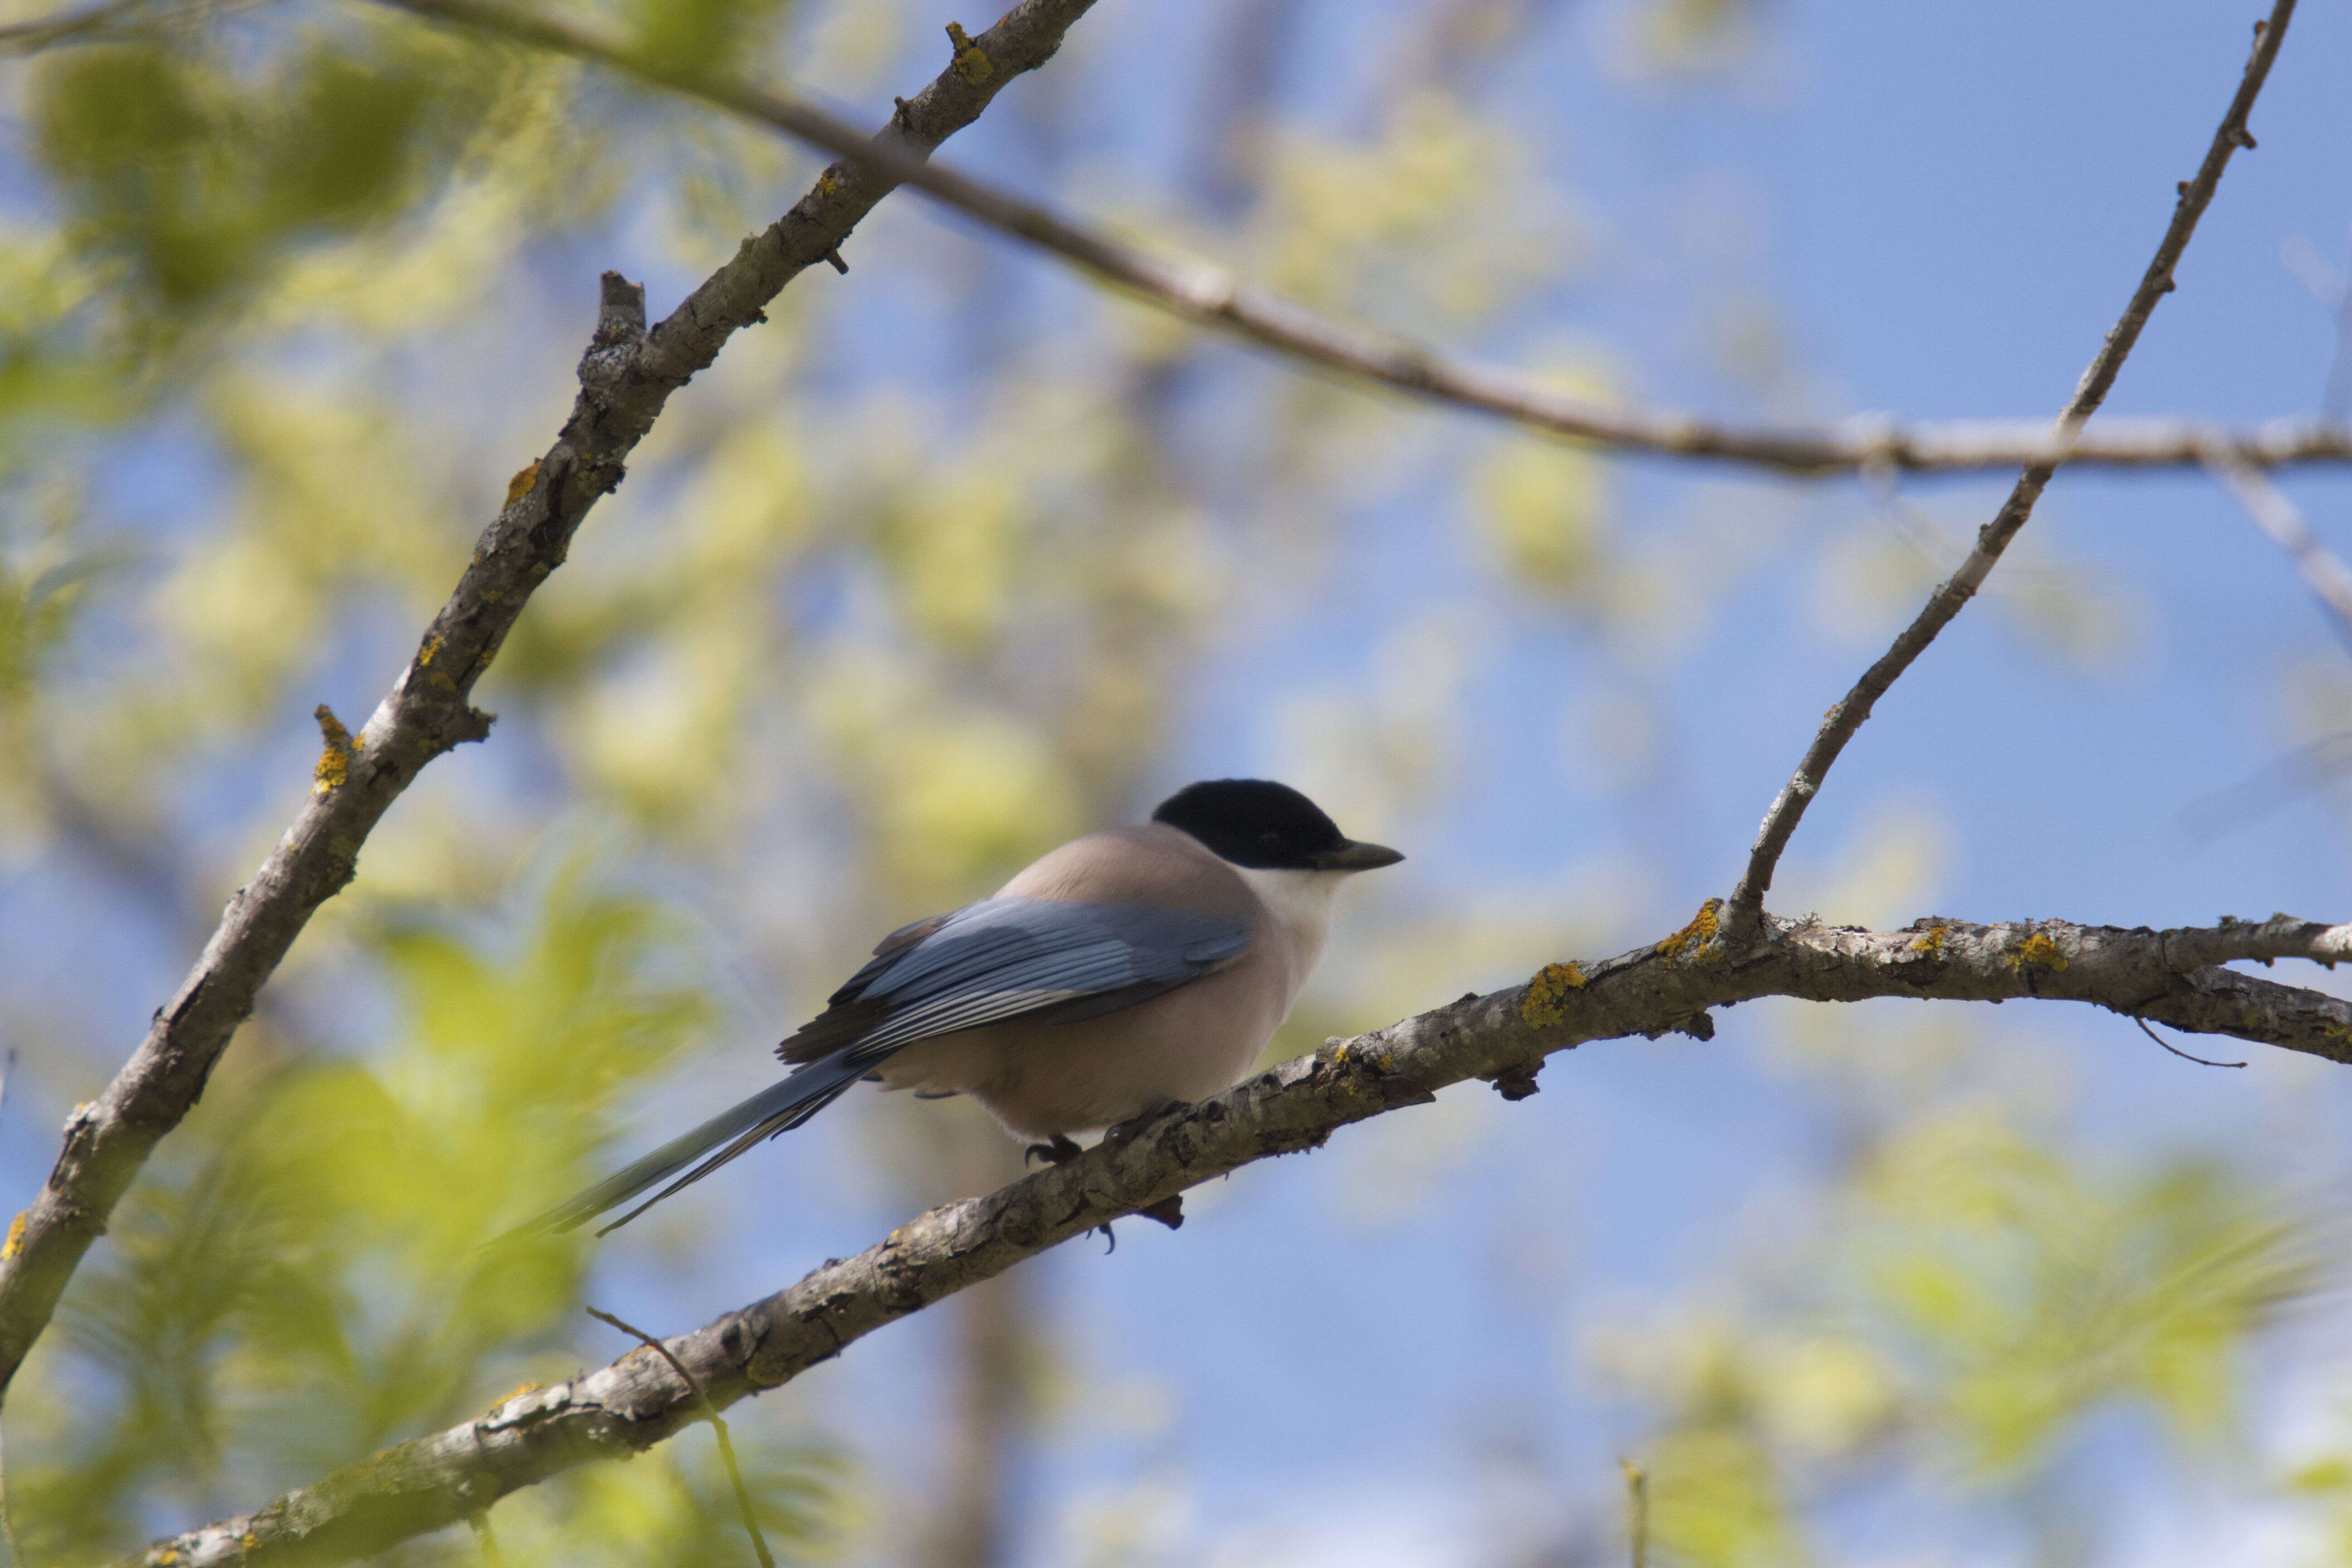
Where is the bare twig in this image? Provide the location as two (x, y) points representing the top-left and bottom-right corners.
(2134, 1013), (2246, 1068)
(466, 1514), (505, 1565)
(0, 0), (265, 54)
(2205, 453), (2352, 657)
(0, 0), (146, 52)
(1621, 1459), (1648, 1568)
(587, 1305), (774, 1568)
(0, 1049), (16, 1568)
(0, 1421), (15, 1568)
(1726, 3), (2298, 932)
(0, 0), (1102, 1409)
(117, 908), (2352, 1566)
(370, 0), (2352, 477)
(2284, 229), (2352, 421)
(2180, 730), (2352, 843)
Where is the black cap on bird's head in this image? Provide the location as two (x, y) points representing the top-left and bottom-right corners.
(1152, 779), (1405, 872)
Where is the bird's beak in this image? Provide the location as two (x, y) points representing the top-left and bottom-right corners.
(1313, 839), (1405, 872)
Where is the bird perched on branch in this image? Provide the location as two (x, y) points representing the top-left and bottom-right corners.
(520, 779), (1402, 1238)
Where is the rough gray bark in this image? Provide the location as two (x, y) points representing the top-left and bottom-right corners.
(120, 908), (2352, 1567)
(1727, 0), (2298, 931)
(381, 0), (2352, 479)
(0, 0), (1100, 1406)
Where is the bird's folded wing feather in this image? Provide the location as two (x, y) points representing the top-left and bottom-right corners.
(512, 899), (1250, 1240)
(777, 897), (1250, 1066)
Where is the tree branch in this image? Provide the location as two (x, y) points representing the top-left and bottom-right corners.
(370, 0), (2352, 478)
(1726, 0), (2298, 931)
(0, 0), (279, 54)
(116, 906), (2352, 1566)
(0, 0), (154, 54)
(0, 0), (1101, 1406)
(2205, 452), (2352, 659)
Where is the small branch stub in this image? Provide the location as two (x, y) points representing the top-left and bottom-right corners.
(595, 270), (647, 344)
(945, 20), (992, 83)
(502, 460), (542, 510)
(1136, 1196), (1184, 1229)
(1488, 1062), (1543, 1101)
(311, 705), (356, 795)
(578, 271), (647, 392)
(1622, 1460), (1650, 1568)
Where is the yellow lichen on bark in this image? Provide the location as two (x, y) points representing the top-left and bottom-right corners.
(1, 1210), (24, 1261)
(2009, 930), (2068, 972)
(313, 704), (357, 794)
(1656, 898), (1724, 961)
(503, 458), (541, 507)
(1520, 961), (1588, 1027)
(946, 21), (994, 83)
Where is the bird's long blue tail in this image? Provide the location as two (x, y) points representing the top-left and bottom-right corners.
(506, 1053), (868, 1240)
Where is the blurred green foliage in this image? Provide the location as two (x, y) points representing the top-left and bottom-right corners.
(4, 862), (839, 1559)
(1590, 1098), (2326, 1568)
(34, 25), (505, 328)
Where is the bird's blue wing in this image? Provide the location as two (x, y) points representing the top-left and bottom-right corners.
(779, 897), (1250, 1068)
(506, 899), (1250, 1242)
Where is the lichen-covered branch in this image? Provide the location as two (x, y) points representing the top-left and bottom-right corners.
(0, 0), (1100, 1405)
(376, 0), (2352, 478)
(121, 908), (2352, 1567)
(1727, 0), (2298, 929)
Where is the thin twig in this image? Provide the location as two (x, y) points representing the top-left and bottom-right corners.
(466, 1514), (506, 1565)
(2284, 228), (2352, 421)
(2179, 730), (2352, 843)
(0, 1419), (16, 1568)
(1725, 2), (2299, 932)
(2135, 1013), (2246, 1068)
(0, 0), (1101, 1413)
(1620, 1458), (1648, 1568)
(0, 0), (144, 51)
(588, 1305), (774, 1568)
(2205, 453), (2352, 658)
(369, 0), (2352, 478)
(0, 0), (265, 54)
(120, 910), (2352, 1566)
(0, 1048), (19, 1568)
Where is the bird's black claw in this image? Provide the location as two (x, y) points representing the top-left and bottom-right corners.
(1024, 1135), (1084, 1168)
(1103, 1102), (1184, 1147)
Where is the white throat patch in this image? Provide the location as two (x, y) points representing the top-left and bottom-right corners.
(1231, 865), (1349, 979)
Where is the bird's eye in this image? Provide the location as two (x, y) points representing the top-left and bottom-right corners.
(1259, 830), (1284, 850)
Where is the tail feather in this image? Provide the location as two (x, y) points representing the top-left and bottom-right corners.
(504, 1054), (870, 1241)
